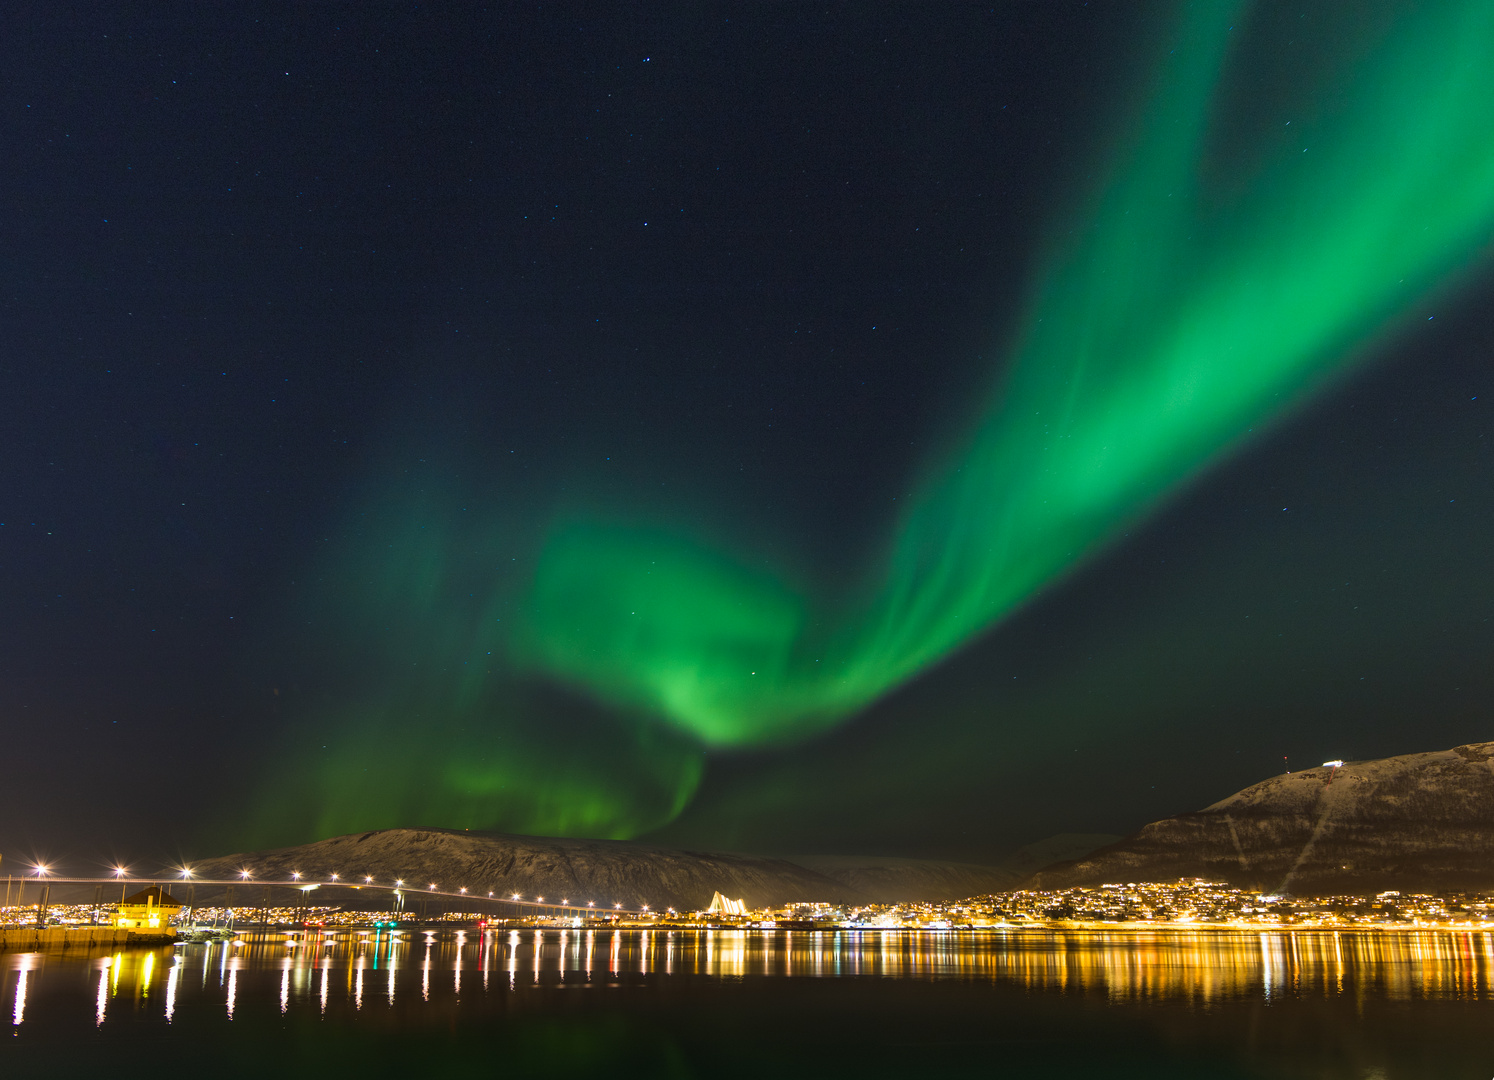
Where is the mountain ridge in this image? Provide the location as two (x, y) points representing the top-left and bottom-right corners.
(1027, 740), (1494, 894)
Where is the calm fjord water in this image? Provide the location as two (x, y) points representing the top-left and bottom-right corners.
(4, 928), (1492, 1078)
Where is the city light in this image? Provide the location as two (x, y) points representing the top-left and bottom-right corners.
(459, 887), (467, 894)
(239, 869), (252, 880)
(330, 873), (339, 881)
(292, 872), (301, 880)
(112, 866), (128, 878)
(33, 864), (49, 877)
(396, 879), (404, 887)
(364, 876), (373, 884)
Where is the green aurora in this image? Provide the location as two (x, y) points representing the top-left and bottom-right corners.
(248, 1), (1494, 844)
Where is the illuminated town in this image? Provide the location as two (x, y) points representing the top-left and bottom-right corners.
(4, 880), (1491, 934)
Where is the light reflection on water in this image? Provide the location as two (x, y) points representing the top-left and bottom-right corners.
(6, 927), (1494, 1025)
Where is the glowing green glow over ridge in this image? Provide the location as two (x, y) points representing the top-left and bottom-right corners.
(519, 1), (1494, 746)
(248, 2), (1494, 845)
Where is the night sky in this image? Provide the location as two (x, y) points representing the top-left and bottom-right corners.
(4, 2), (1493, 871)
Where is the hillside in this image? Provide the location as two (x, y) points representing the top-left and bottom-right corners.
(1028, 740), (1494, 895)
(791, 835), (1119, 901)
(188, 828), (863, 912)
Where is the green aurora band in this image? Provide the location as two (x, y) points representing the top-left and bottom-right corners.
(250, 1), (1494, 843)
(519, 2), (1494, 745)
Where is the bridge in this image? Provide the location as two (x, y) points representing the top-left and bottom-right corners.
(3, 873), (656, 921)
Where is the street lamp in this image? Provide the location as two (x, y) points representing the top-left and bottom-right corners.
(292, 871), (302, 881)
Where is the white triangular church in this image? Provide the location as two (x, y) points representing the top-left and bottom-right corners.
(707, 891), (747, 916)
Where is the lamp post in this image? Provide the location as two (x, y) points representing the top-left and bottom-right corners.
(32, 865), (50, 930)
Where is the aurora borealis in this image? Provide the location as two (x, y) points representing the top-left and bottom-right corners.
(6, 2), (1494, 861)
(252, 1), (1494, 843)
(520, 1), (1494, 747)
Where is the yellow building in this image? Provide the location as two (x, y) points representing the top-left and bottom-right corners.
(114, 886), (182, 931)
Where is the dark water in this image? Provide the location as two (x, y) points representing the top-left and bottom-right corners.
(5, 927), (1494, 1078)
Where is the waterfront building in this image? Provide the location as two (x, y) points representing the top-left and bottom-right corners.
(113, 886), (181, 930)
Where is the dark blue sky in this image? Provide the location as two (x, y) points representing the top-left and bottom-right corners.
(2, 1), (1491, 868)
